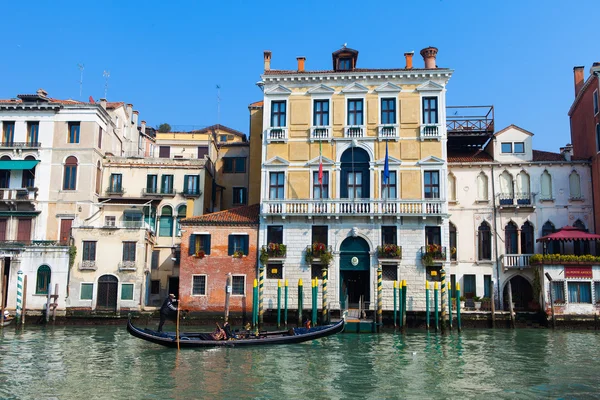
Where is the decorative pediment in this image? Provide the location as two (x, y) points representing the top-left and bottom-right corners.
(264, 156), (290, 167)
(341, 82), (369, 94)
(307, 84), (335, 95)
(375, 82), (402, 93)
(376, 156), (402, 166)
(417, 155), (445, 165)
(494, 124), (534, 137)
(306, 156), (335, 166)
(265, 85), (292, 95)
(416, 81), (444, 92)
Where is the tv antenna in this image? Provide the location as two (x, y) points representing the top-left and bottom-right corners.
(103, 70), (110, 99)
(216, 84), (221, 126)
(78, 64), (84, 99)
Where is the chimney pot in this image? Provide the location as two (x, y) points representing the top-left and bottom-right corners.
(404, 52), (414, 69)
(264, 50), (272, 71)
(36, 88), (48, 97)
(573, 66), (585, 97)
(99, 98), (107, 109)
(141, 120), (146, 134)
(560, 143), (573, 161)
(420, 46), (438, 69)
(297, 56), (306, 72)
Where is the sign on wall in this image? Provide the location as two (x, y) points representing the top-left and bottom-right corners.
(564, 266), (593, 279)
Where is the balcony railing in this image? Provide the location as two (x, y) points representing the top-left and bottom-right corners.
(421, 245), (447, 264)
(105, 187), (125, 195)
(310, 127), (331, 141)
(501, 254), (533, 270)
(122, 221), (144, 229)
(377, 244), (402, 259)
(497, 192), (533, 207)
(142, 188), (175, 197)
(378, 125), (399, 140)
(344, 126), (364, 138)
(266, 127), (288, 143)
(118, 261), (137, 271)
(78, 260), (97, 271)
(0, 188), (36, 201)
(261, 244), (287, 259)
(0, 141), (41, 149)
(420, 124), (442, 140)
(262, 199), (446, 217)
(181, 188), (201, 197)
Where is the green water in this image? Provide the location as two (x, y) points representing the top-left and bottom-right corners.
(1, 325), (599, 399)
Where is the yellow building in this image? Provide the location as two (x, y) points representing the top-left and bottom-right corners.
(255, 46), (453, 313)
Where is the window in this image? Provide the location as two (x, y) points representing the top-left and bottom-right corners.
(595, 282), (600, 304)
(484, 275), (491, 298)
(95, 162), (102, 195)
(22, 155), (36, 188)
(105, 216), (116, 227)
(594, 90), (599, 115)
(573, 220), (590, 256)
(267, 225), (283, 244)
(424, 171), (440, 199)
(499, 171), (514, 203)
(109, 174), (122, 193)
(312, 226), (328, 245)
(36, 265), (51, 295)
(121, 284), (134, 300)
(268, 264), (283, 279)
(516, 171), (530, 204)
(228, 234), (249, 256)
(463, 275), (476, 297)
(123, 209), (142, 228)
(80, 283), (93, 300)
(540, 170), (552, 200)
(477, 173), (489, 201)
(449, 223), (457, 261)
(597, 124), (600, 153)
(505, 222), (518, 254)
(223, 157), (246, 173)
(521, 221), (535, 254)
(98, 127), (103, 148)
(422, 97), (438, 124)
(82, 241), (97, 261)
(27, 122), (39, 145)
(381, 98), (396, 125)
(2, 121), (14, 145)
(161, 175), (174, 194)
(425, 226), (441, 246)
(68, 122), (80, 143)
(542, 221), (558, 254)
(159, 146), (170, 158)
(150, 280), (160, 295)
(382, 265), (398, 281)
(338, 58), (351, 71)
(313, 100), (329, 126)
(269, 172), (284, 199)
(569, 171), (582, 199)
(568, 282), (592, 303)
(347, 99), (364, 125)
(271, 101), (286, 127)
(151, 250), (159, 270)
(146, 175), (158, 194)
(501, 143), (512, 153)
(197, 146), (208, 159)
(231, 275), (245, 295)
(514, 142), (525, 153)
(427, 265), (442, 282)
(347, 171), (362, 198)
(189, 234), (211, 255)
(63, 156), (78, 190)
(381, 171), (397, 199)
(183, 175), (199, 195)
(448, 173), (456, 201)
(220, 135), (228, 142)
(192, 275), (206, 296)
(478, 222), (492, 260)
(382, 226), (397, 245)
(159, 206), (173, 237)
(313, 171), (329, 199)
(552, 281), (565, 303)
(233, 187), (247, 205)
(122, 242), (136, 261)
(176, 205), (186, 236)
(311, 264), (324, 280)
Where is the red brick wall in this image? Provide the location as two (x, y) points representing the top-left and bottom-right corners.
(179, 224), (257, 312)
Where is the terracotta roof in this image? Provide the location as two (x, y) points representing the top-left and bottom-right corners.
(181, 204), (259, 226)
(0, 98), (85, 105)
(188, 124), (246, 139)
(531, 150), (566, 162)
(448, 150), (493, 163)
(264, 67), (450, 75)
(106, 101), (124, 109)
(249, 100), (264, 108)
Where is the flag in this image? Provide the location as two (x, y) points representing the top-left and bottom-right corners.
(383, 141), (390, 185)
(318, 140), (323, 185)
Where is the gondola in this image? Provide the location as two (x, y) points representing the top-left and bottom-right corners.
(1, 317), (14, 327)
(127, 316), (345, 348)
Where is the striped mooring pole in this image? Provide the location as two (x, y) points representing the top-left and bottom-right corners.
(398, 280), (403, 329)
(448, 281), (453, 331)
(440, 268), (446, 334)
(284, 279), (289, 328)
(401, 280), (407, 331)
(393, 281), (397, 328)
(377, 266), (382, 331)
(297, 279), (303, 327)
(252, 278), (258, 328)
(258, 267), (265, 328)
(277, 280), (281, 329)
(311, 278), (317, 326)
(456, 282), (462, 333)
(321, 268), (328, 324)
(434, 281), (439, 332)
(425, 281), (430, 331)
(15, 270), (23, 324)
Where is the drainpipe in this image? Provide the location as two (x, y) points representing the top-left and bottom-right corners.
(491, 162), (501, 309)
(588, 160), (596, 235)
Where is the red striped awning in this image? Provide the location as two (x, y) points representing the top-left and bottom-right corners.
(536, 226), (600, 242)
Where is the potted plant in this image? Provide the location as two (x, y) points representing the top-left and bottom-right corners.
(377, 244), (402, 259)
(305, 243), (333, 266)
(194, 250), (205, 259)
(451, 297), (457, 309)
(233, 250), (244, 258)
(473, 296), (482, 310)
(480, 297), (491, 311)
(459, 296), (466, 309)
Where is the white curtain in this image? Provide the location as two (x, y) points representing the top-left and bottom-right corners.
(541, 171), (552, 199)
(477, 173), (488, 200)
(500, 171), (513, 196)
(517, 172), (530, 195)
(569, 171), (581, 199)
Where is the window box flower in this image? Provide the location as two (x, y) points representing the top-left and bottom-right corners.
(377, 244), (402, 259)
(305, 243), (333, 266)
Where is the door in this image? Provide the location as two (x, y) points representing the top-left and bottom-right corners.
(59, 219), (72, 245)
(168, 277), (180, 298)
(339, 237), (371, 305)
(17, 219), (32, 243)
(97, 275), (118, 310)
(0, 219), (7, 241)
(2, 258), (9, 308)
(340, 270), (370, 305)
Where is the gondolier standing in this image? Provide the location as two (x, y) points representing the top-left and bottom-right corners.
(158, 294), (178, 332)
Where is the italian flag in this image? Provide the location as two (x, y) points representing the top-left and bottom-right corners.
(318, 140), (323, 185)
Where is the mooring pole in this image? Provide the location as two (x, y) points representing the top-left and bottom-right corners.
(21, 275), (27, 326)
(440, 268), (446, 334)
(507, 280), (515, 329)
(16, 270), (23, 324)
(490, 279), (496, 329)
(258, 267), (264, 329)
(224, 273), (232, 324)
(425, 281), (430, 331)
(456, 283), (462, 333)
(0, 260), (5, 330)
(377, 266), (382, 333)
(434, 282), (439, 332)
(252, 279), (258, 328)
(52, 283), (59, 323)
(284, 279), (288, 328)
(297, 279), (303, 327)
(545, 273), (556, 330)
(311, 278), (317, 327)
(398, 281), (403, 330)
(277, 280), (281, 329)
(448, 281), (453, 331)
(322, 267), (328, 324)
(393, 281), (397, 329)
(402, 280), (407, 331)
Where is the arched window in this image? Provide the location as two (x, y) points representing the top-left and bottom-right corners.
(448, 174), (456, 202)
(540, 170), (552, 200)
(521, 221), (534, 254)
(478, 222), (492, 260)
(596, 124), (600, 153)
(505, 222), (518, 254)
(499, 171), (514, 204)
(573, 219), (589, 255)
(340, 147), (370, 199)
(159, 205), (173, 237)
(569, 171), (582, 200)
(36, 265), (51, 295)
(22, 155), (36, 188)
(542, 221), (558, 254)
(0, 155), (11, 188)
(449, 222), (457, 261)
(176, 205), (187, 237)
(477, 172), (489, 201)
(516, 171), (531, 204)
(95, 161), (102, 195)
(63, 156), (78, 190)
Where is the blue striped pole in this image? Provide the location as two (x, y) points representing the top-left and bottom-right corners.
(15, 270), (23, 323)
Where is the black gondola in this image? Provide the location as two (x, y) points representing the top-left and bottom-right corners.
(127, 317), (345, 348)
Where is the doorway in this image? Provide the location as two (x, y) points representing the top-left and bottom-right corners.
(503, 275), (534, 310)
(2, 258), (10, 308)
(341, 270), (370, 304)
(97, 275), (118, 310)
(168, 276), (180, 298)
(339, 236), (371, 307)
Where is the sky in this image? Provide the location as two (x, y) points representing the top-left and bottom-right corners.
(0, 0), (597, 152)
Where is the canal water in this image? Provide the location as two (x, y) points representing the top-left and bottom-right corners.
(1, 325), (599, 399)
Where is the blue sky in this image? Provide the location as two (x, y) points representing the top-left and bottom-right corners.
(0, 1), (597, 152)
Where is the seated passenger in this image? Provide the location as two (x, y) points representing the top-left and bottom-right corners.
(211, 324), (226, 340)
(223, 322), (234, 339)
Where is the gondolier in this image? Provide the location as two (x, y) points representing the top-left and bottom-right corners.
(157, 294), (178, 332)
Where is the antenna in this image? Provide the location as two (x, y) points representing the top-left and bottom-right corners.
(216, 84), (221, 126)
(103, 70), (110, 99)
(78, 63), (84, 99)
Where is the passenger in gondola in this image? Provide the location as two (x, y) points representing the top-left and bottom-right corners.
(157, 293), (177, 332)
(211, 323), (226, 340)
(304, 319), (312, 329)
(3, 311), (9, 320)
(223, 321), (234, 339)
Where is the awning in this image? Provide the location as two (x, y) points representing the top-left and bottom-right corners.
(536, 226), (600, 242)
(0, 160), (40, 170)
(124, 208), (143, 216)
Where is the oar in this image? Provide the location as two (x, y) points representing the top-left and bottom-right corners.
(176, 304), (180, 351)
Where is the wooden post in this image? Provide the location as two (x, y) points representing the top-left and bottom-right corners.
(546, 275), (556, 330)
(434, 282), (439, 332)
(21, 276), (27, 326)
(448, 281), (452, 331)
(52, 283), (59, 323)
(0, 260), (5, 330)
(45, 283), (51, 323)
(224, 273), (231, 324)
(490, 279), (496, 329)
(507, 280), (515, 329)
(425, 281), (430, 331)
(176, 300), (180, 351)
(376, 266), (382, 332)
(398, 282), (403, 330)
(456, 283), (461, 333)
(401, 280), (407, 331)
(284, 279), (288, 328)
(393, 281), (397, 328)
(297, 279), (303, 327)
(277, 280), (281, 329)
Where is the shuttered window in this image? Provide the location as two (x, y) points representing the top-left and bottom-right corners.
(228, 235), (249, 256)
(188, 234), (211, 255)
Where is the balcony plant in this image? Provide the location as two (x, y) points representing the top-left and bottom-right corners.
(480, 297), (492, 311)
(473, 296), (482, 310)
(233, 250), (244, 258)
(377, 244), (402, 259)
(305, 242), (332, 266)
(530, 253), (600, 265)
(260, 243), (287, 265)
(422, 244), (445, 266)
(459, 296), (466, 309)
(194, 250), (205, 259)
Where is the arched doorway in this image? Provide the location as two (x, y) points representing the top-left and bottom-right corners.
(503, 275), (533, 311)
(97, 275), (118, 310)
(339, 236), (371, 306)
(340, 147), (370, 199)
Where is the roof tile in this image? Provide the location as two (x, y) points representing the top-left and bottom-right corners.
(448, 150), (493, 163)
(181, 204), (259, 225)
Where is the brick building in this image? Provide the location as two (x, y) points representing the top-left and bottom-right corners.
(179, 204), (258, 315)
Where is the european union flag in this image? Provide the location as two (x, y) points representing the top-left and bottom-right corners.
(383, 141), (390, 185)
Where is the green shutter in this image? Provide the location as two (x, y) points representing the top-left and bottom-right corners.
(205, 235), (211, 255)
(121, 284), (134, 300)
(243, 235), (249, 255)
(228, 235), (234, 255)
(189, 234), (196, 255)
(81, 283), (93, 300)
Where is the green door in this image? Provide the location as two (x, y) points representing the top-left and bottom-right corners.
(339, 237), (371, 305)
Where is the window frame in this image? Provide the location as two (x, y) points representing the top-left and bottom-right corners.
(552, 281), (565, 303)
(567, 281), (592, 304)
(422, 97), (438, 124)
(192, 275), (207, 296)
(228, 234), (249, 256)
(312, 170), (329, 199)
(184, 175), (199, 195)
(347, 98), (364, 126)
(109, 173), (122, 192)
(382, 265), (398, 282)
(381, 226), (397, 245)
(2, 121), (15, 145)
(513, 142), (525, 154)
(231, 275), (246, 296)
(423, 170), (440, 199)
(267, 225), (283, 245)
(269, 171), (285, 199)
(63, 156), (78, 191)
(478, 222), (492, 261)
(80, 282), (94, 300)
(338, 58), (351, 71)
(121, 283), (135, 300)
(267, 264), (283, 280)
(271, 100), (287, 128)
(161, 175), (174, 194)
(82, 241), (97, 261)
(232, 187), (247, 205)
(122, 241), (137, 262)
(27, 121), (39, 145)
(313, 99), (330, 127)
(594, 89), (599, 116)
(380, 98), (397, 125)
(68, 122), (80, 144)
(36, 265), (51, 295)
(381, 170), (397, 199)
(501, 143), (512, 153)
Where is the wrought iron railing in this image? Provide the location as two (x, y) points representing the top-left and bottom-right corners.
(421, 245), (447, 262)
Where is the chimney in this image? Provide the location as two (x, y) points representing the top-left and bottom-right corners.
(264, 50), (272, 71)
(99, 98), (107, 109)
(404, 51), (414, 69)
(297, 56), (306, 72)
(141, 120), (146, 134)
(560, 143), (573, 161)
(36, 88), (48, 97)
(420, 46), (438, 69)
(132, 110), (139, 127)
(126, 103), (133, 121)
(574, 66), (585, 97)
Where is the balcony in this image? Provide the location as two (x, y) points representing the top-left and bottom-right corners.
(378, 125), (399, 141)
(181, 188), (202, 198)
(105, 187), (125, 196)
(421, 245), (447, 266)
(266, 127), (288, 143)
(310, 127), (331, 142)
(501, 254), (533, 271)
(420, 124), (442, 140)
(118, 261), (137, 271)
(78, 260), (97, 271)
(260, 244), (287, 264)
(262, 199), (447, 218)
(377, 244), (402, 261)
(142, 188), (175, 197)
(0, 141), (41, 149)
(344, 126), (364, 138)
(497, 192), (534, 209)
(0, 188), (36, 202)
(305, 244), (333, 265)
